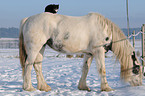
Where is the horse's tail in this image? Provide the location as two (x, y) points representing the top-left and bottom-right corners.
(19, 17), (28, 77)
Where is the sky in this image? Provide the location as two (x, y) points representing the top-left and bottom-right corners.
(0, 0), (145, 28)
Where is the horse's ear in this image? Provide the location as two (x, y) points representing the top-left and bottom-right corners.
(104, 24), (108, 32)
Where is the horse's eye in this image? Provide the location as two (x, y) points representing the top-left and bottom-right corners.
(105, 37), (109, 41)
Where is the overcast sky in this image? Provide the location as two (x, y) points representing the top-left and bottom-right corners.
(0, 0), (145, 28)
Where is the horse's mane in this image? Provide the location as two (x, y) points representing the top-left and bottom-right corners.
(90, 13), (135, 81)
(110, 23), (134, 81)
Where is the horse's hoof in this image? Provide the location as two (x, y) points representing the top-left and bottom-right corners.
(101, 87), (114, 92)
(78, 86), (91, 92)
(23, 87), (36, 91)
(38, 85), (51, 92)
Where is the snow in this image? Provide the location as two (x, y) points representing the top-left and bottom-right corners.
(0, 40), (145, 96)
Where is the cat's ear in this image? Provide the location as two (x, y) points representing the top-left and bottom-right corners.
(57, 5), (59, 9)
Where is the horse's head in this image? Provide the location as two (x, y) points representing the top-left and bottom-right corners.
(117, 49), (142, 86)
(108, 41), (142, 86)
(128, 51), (142, 86)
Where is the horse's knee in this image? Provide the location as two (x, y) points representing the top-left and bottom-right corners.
(99, 67), (106, 75)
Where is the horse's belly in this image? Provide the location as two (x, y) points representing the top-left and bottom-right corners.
(63, 44), (86, 53)
(46, 38), (88, 53)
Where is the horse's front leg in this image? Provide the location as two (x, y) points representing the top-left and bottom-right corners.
(78, 53), (93, 91)
(94, 47), (113, 91)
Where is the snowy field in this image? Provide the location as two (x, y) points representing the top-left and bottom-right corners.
(0, 40), (145, 96)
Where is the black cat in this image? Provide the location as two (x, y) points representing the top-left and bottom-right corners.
(45, 4), (59, 14)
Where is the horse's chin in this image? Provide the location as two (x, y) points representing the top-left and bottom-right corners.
(129, 74), (142, 86)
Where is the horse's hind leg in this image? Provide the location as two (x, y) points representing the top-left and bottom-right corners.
(23, 42), (46, 91)
(33, 45), (51, 92)
(23, 51), (39, 91)
(78, 53), (93, 91)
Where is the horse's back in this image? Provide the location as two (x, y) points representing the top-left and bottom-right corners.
(22, 12), (93, 32)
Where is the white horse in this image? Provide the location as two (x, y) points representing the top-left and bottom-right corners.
(19, 12), (142, 92)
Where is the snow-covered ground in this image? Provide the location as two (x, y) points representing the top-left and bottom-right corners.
(0, 40), (145, 96)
